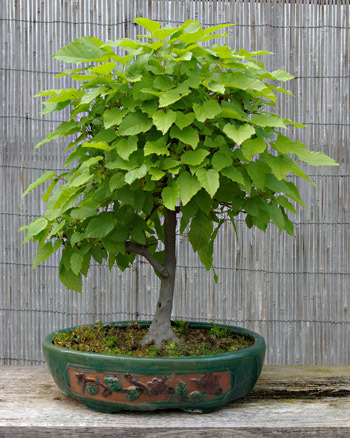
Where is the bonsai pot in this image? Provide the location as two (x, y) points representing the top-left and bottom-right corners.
(43, 321), (266, 413)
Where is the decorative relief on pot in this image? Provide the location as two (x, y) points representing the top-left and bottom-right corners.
(68, 368), (231, 405)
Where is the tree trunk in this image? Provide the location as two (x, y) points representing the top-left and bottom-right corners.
(141, 208), (178, 347)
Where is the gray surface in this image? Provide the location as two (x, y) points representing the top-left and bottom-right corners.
(0, 366), (350, 437)
(0, 0), (349, 367)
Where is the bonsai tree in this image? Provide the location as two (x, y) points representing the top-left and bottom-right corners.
(20, 18), (337, 347)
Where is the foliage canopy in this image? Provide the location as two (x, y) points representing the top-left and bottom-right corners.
(21, 18), (337, 295)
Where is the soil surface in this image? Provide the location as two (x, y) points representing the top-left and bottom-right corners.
(53, 321), (254, 357)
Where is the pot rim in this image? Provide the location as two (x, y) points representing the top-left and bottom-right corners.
(43, 320), (266, 363)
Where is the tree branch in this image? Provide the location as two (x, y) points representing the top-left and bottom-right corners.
(125, 241), (169, 279)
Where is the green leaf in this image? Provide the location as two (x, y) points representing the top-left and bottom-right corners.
(203, 23), (235, 35)
(203, 81), (225, 94)
(164, 51), (193, 63)
(270, 69), (295, 82)
(196, 168), (219, 198)
(125, 164), (148, 185)
(194, 190), (213, 213)
(114, 136), (138, 160)
(221, 167), (245, 186)
(131, 228), (146, 245)
(152, 28), (176, 41)
(70, 252), (84, 276)
(219, 100), (246, 121)
(250, 114), (286, 129)
(85, 212), (117, 238)
(70, 171), (93, 188)
(104, 107), (128, 128)
(188, 211), (213, 252)
(170, 125), (199, 149)
(241, 137), (266, 160)
(82, 141), (112, 151)
(49, 187), (79, 214)
(211, 149), (232, 171)
(109, 173), (125, 191)
(279, 155), (315, 187)
(80, 88), (105, 105)
(22, 217), (49, 243)
(161, 157), (179, 171)
(33, 240), (62, 268)
(153, 76), (174, 91)
(268, 202), (285, 231)
(149, 167), (165, 181)
(71, 232), (84, 246)
(105, 156), (130, 170)
(159, 86), (190, 107)
(283, 119), (306, 128)
(111, 53), (137, 65)
(223, 123), (255, 145)
(276, 196), (297, 214)
(91, 245), (107, 264)
(162, 182), (180, 210)
(238, 49), (272, 58)
(135, 17), (161, 33)
(40, 100), (70, 115)
(23, 171), (56, 197)
(180, 200), (198, 233)
(181, 148), (209, 166)
(282, 211), (295, 236)
(274, 134), (338, 166)
(47, 219), (66, 239)
(144, 136), (169, 156)
(91, 62), (116, 76)
(102, 238), (125, 255)
(59, 265), (82, 292)
(263, 155), (293, 180)
(177, 171), (201, 205)
(244, 197), (264, 217)
(53, 36), (110, 64)
(246, 161), (268, 188)
(175, 112), (196, 129)
(93, 128), (118, 143)
(193, 100), (221, 122)
(118, 112), (152, 136)
(34, 131), (60, 149)
(71, 207), (98, 220)
(265, 174), (307, 207)
(79, 156), (104, 170)
(152, 110), (177, 134)
(42, 179), (59, 203)
(301, 151), (338, 166)
(220, 71), (267, 92)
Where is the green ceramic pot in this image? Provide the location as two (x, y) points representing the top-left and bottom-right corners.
(43, 321), (266, 413)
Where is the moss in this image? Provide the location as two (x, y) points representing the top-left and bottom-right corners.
(53, 321), (254, 357)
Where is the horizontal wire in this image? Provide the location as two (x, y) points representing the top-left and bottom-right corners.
(0, 309), (348, 326)
(0, 309), (136, 317)
(0, 358), (46, 364)
(0, 115), (62, 123)
(1, 115), (349, 126)
(0, 260), (348, 276)
(1, 68), (350, 80)
(1, 164), (346, 178)
(1, 17), (350, 29)
(4, 211), (350, 227)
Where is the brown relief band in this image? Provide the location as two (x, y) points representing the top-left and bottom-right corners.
(68, 367), (232, 405)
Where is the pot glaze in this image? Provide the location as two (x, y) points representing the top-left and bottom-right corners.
(43, 321), (266, 413)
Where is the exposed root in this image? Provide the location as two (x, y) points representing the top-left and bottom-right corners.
(141, 322), (178, 348)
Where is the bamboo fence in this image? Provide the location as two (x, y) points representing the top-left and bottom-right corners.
(0, 0), (349, 365)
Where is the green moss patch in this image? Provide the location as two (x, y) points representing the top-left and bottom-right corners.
(53, 321), (254, 357)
